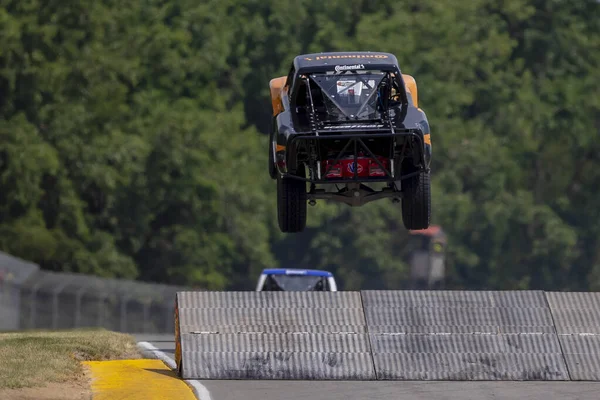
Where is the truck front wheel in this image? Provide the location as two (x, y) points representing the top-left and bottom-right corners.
(277, 166), (307, 233)
(401, 164), (431, 230)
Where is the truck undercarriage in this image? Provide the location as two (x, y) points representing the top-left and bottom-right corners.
(279, 130), (427, 207)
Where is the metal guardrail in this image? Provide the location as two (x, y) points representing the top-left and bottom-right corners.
(0, 251), (40, 331)
(0, 251), (192, 333)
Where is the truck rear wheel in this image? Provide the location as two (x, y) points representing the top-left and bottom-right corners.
(277, 166), (307, 233)
(401, 167), (431, 230)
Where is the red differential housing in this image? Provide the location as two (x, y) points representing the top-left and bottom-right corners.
(321, 153), (390, 179)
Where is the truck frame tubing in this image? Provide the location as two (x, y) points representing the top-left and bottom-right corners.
(280, 129), (427, 185)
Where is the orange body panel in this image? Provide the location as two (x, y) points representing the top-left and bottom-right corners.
(402, 74), (418, 108)
(269, 76), (287, 116)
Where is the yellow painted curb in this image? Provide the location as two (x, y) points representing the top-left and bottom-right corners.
(84, 359), (197, 400)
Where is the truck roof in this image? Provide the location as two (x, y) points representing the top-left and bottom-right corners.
(293, 51), (399, 74)
(261, 268), (334, 278)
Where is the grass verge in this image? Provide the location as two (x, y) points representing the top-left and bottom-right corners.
(0, 328), (141, 390)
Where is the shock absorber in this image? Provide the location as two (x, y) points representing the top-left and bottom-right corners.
(305, 77), (321, 182)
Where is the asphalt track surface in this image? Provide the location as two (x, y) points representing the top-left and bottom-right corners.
(135, 334), (600, 400)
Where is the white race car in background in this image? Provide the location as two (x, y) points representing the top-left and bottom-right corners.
(255, 268), (338, 291)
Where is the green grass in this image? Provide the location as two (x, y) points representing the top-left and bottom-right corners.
(0, 328), (141, 389)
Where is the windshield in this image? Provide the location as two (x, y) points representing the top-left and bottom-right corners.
(263, 274), (328, 291)
(310, 70), (387, 121)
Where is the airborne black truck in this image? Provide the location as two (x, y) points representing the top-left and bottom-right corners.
(268, 52), (432, 233)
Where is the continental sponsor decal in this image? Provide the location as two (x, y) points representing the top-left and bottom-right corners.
(304, 54), (389, 61)
(323, 124), (385, 129)
(335, 64), (365, 72)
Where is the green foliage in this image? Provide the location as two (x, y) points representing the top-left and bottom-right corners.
(0, 0), (598, 290)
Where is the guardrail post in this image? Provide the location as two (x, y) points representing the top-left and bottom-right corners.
(52, 291), (58, 329)
(120, 296), (129, 332)
(29, 283), (41, 329)
(165, 302), (171, 333)
(143, 301), (150, 333)
(97, 293), (107, 328)
(52, 281), (68, 329)
(74, 287), (86, 328)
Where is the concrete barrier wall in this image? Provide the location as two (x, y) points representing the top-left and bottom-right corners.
(174, 290), (600, 381)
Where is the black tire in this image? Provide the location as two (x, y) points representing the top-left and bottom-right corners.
(268, 139), (277, 179)
(401, 169), (431, 230)
(277, 166), (307, 233)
